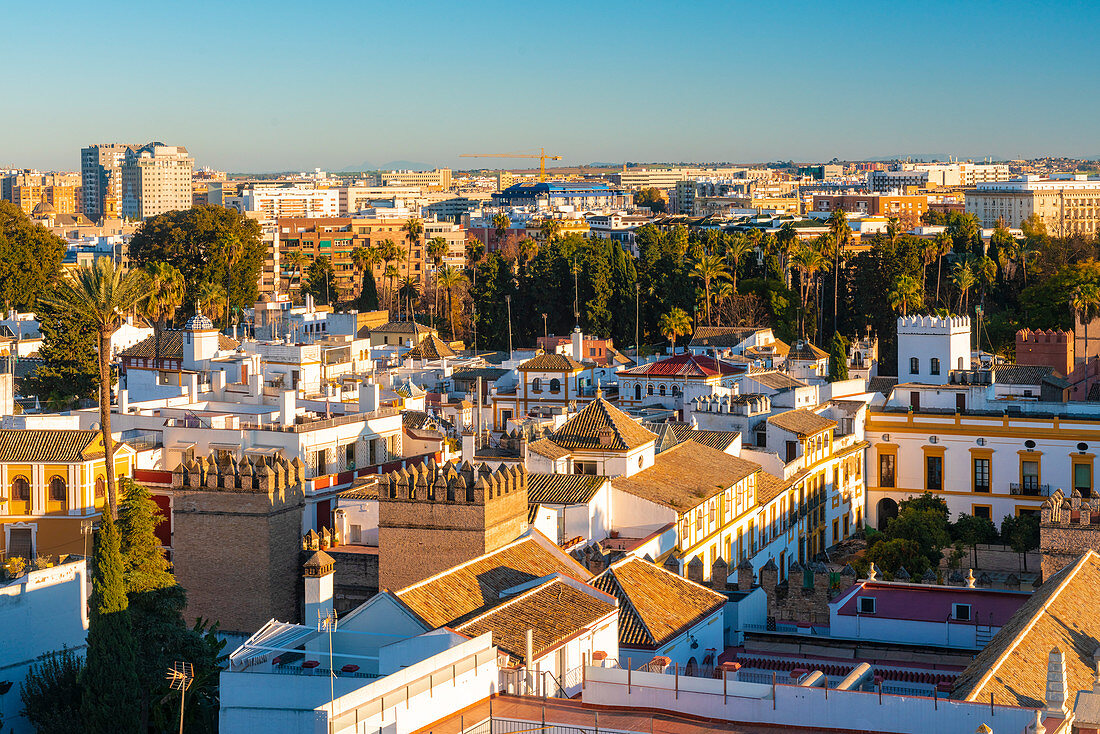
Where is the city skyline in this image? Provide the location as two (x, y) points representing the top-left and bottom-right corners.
(5, 0), (1100, 171)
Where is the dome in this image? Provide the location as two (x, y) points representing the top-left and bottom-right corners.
(31, 201), (56, 217)
(184, 313), (215, 331)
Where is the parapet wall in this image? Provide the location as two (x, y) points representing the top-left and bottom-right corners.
(1040, 488), (1100, 579)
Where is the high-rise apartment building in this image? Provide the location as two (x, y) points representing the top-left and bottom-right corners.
(965, 174), (1100, 235)
(227, 185), (340, 220)
(81, 144), (137, 220)
(120, 143), (194, 219)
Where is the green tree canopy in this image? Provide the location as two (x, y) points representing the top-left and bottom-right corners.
(25, 290), (100, 407)
(127, 205), (263, 317)
(0, 201), (66, 310)
(633, 187), (667, 213)
(20, 646), (85, 734)
(81, 510), (140, 733)
(866, 537), (928, 577)
(1000, 513), (1040, 571)
(827, 332), (849, 382)
(305, 256), (338, 305)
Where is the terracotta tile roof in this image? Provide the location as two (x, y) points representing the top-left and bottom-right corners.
(528, 438), (571, 460)
(993, 364), (1057, 385)
(455, 577), (616, 664)
(667, 424), (740, 452)
(618, 353), (745, 378)
(767, 409), (837, 437)
(551, 398), (656, 452)
(745, 339), (790, 359)
(788, 341), (828, 361)
(394, 534), (592, 629)
(952, 550), (1100, 709)
(517, 353), (586, 372)
(591, 557), (726, 649)
(0, 429), (105, 463)
(119, 330), (239, 360)
(688, 326), (763, 348)
(373, 321), (432, 334)
(747, 371), (806, 390)
(404, 333), (456, 360)
(867, 376), (898, 396)
(527, 473), (608, 505)
(451, 367), (510, 383)
(755, 471), (787, 504)
(396, 381), (425, 398)
(611, 440), (759, 512)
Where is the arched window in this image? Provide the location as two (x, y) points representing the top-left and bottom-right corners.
(659, 384), (666, 396)
(95, 477), (105, 500)
(532, 377), (542, 391)
(634, 383), (641, 400)
(958, 356), (964, 370)
(910, 357), (919, 374)
(671, 385), (680, 397)
(647, 384), (654, 396)
(549, 378), (561, 393)
(49, 476), (66, 503)
(12, 476), (29, 502)
(930, 358), (941, 375)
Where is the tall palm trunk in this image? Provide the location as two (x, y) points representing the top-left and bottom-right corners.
(99, 329), (117, 513)
(935, 255), (943, 306)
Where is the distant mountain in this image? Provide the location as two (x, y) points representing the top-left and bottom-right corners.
(340, 160), (435, 172)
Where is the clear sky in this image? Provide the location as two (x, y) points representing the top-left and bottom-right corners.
(4, 0), (1100, 172)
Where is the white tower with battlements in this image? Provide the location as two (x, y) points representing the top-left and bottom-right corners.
(897, 315), (971, 385)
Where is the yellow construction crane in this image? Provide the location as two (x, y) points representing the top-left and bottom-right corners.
(459, 148), (563, 182)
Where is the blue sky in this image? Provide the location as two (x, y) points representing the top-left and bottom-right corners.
(4, 0), (1100, 172)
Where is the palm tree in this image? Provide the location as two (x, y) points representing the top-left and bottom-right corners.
(888, 275), (924, 317)
(658, 307), (692, 353)
(724, 235), (753, 295)
(790, 243), (829, 339)
(518, 238), (539, 272)
(41, 257), (147, 512)
(377, 239), (402, 310)
(401, 217), (423, 319)
(194, 281), (227, 322)
(492, 212), (510, 251)
(142, 262), (184, 366)
(539, 219), (561, 243)
(690, 253), (729, 326)
(932, 231), (953, 306)
(284, 251), (306, 294)
(826, 208), (850, 332)
(777, 222), (799, 284)
(951, 259), (976, 313)
(398, 277), (420, 322)
(436, 265), (467, 339)
(383, 264), (400, 310)
(426, 237), (448, 271)
(217, 233), (243, 329)
(713, 280), (734, 326)
(1071, 283), (1100, 368)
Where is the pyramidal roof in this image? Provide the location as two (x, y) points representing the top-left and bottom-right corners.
(552, 397), (656, 451)
(405, 333), (456, 360)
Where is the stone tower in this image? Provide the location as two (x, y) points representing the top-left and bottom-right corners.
(171, 454), (306, 634)
(378, 460), (529, 591)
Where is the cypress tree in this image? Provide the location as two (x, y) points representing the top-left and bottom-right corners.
(357, 270), (379, 312)
(117, 478), (173, 593)
(81, 508), (140, 734)
(828, 333), (850, 382)
(117, 479), (190, 732)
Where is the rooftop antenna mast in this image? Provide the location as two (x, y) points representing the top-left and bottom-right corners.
(165, 661), (194, 734)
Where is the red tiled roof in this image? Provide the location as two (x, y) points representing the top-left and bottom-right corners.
(618, 353), (746, 379)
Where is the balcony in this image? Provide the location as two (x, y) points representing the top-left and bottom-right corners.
(1009, 483), (1052, 497)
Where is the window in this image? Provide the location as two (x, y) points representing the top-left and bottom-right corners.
(931, 358), (940, 375)
(958, 357), (964, 370)
(785, 441), (797, 463)
(549, 378), (561, 393)
(659, 384), (666, 396)
(879, 454), (895, 488)
(671, 385), (680, 397)
(858, 596), (876, 614)
(345, 443), (355, 469)
(1021, 461), (1039, 490)
(634, 384), (641, 400)
(95, 477), (106, 500)
(531, 377), (542, 392)
(574, 461), (597, 475)
(49, 476), (66, 503)
(952, 603), (972, 621)
(973, 458), (990, 493)
(910, 357), (919, 374)
(926, 455), (943, 491)
(1074, 463), (1092, 495)
(647, 384), (654, 396)
(974, 505), (991, 521)
(12, 476), (29, 502)
(500, 409), (513, 425)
